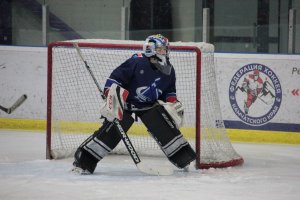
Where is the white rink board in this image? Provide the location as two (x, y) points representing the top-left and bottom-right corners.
(0, 45), (299, 131)
(215, 53), (300, 125)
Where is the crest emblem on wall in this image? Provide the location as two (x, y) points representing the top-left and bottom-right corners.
(229, 63), (282, 126)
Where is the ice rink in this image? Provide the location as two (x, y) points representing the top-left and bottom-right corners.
(0, 130), (300, 200)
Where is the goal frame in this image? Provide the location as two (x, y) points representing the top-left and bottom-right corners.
(47, 41), (243, 169)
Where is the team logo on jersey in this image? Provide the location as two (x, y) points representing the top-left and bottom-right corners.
(135, 78), (162, 102)
(229, 63), (282, 126)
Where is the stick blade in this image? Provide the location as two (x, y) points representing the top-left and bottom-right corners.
(0, 105), (9, 113)
(9, 94), (27, 114)
(137, 162), (174, 176)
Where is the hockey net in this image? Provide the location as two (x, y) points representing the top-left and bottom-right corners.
(47, 39), (243, 169)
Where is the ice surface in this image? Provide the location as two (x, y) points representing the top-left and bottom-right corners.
(0, 130), (300, 200)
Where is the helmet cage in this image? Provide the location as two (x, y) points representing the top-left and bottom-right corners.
(143, 34), (172, 75)
(143, 34), (169, 58)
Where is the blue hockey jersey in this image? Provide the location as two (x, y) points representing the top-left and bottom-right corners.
(104, 53), (177, 109)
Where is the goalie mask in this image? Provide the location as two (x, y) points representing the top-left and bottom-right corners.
(143, 34), (173, 75)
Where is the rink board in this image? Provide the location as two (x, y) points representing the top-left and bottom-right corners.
(1, 118), (300, 145)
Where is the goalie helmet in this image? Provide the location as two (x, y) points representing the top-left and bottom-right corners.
(143, 34), (173, 75)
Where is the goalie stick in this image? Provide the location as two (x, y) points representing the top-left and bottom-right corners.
(0, 94), (27, 114)
(73, 43), (173, 176)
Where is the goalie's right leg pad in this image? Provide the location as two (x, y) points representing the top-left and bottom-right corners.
(138, 106), (196, 169)
(74, 111), (134, 173)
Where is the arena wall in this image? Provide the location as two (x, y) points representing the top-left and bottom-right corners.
(0, 45), (299, 144)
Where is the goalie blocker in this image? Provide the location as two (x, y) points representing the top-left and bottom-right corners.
(74, 104), (196, 174)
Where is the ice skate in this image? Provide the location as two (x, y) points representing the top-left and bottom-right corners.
(70, 166), (91, 175)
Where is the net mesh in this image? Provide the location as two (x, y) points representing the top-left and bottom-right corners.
(48, 39), (243, 168)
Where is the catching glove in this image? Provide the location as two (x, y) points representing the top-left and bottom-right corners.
(100, 83), (129, 122)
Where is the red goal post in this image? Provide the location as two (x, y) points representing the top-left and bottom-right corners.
(47, 39), (244, 169)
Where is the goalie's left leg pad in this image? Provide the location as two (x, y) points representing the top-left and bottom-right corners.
(138, 105), (196, 169)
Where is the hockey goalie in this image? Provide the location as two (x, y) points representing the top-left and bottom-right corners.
(72, 34), (196, 174)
